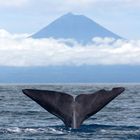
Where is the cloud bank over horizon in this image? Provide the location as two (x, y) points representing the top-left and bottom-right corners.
(0, 29), (140, 67)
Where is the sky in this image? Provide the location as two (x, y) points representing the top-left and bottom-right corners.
(0, 0), (139, 39)
(0, 0), (140, 67)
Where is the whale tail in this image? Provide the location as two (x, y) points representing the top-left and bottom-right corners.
(22, 87), (125, 128)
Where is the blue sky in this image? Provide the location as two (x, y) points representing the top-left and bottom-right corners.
(0, 0), (139, 39)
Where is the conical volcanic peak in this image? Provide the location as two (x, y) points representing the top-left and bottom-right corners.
(32, 13), (121, 44)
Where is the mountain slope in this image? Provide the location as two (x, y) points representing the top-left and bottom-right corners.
(32, 13), (121, 44)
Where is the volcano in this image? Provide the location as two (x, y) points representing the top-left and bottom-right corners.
(32, 13), (121, 44)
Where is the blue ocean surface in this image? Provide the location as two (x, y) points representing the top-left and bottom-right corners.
(0, 84), (139, 140)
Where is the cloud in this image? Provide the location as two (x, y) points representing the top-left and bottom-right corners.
(51, 0), (140, 8)
(0, 0), (28, 7)
(0, 29), (140, 67)
(23, 0), (140, 12)
(72, 0), (140, 6)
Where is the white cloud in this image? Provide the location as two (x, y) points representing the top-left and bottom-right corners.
(0, 29), (140, 67)
(60, 0), (140, 8)
(0, 0), (28, 7)
(86, 0), (140, 5)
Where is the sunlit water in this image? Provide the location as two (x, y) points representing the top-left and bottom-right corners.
(0, 84), (139, 139)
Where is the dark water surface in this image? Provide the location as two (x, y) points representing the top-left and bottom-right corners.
(0, 84), (139, 139)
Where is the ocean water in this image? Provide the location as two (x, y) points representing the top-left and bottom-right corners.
(0, 84), (139, 140)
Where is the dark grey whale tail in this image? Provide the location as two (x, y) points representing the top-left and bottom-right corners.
(22, 87), (125, 129)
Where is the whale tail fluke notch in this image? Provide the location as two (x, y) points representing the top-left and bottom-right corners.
(22, 87), (125, 129)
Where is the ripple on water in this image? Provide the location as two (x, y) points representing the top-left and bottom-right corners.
(0, 84), (140, 139)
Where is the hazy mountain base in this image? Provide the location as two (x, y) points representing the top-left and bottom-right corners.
(0, 65), (140, 83)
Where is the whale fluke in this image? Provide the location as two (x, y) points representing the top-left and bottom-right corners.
(22, 87), (125, 129)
